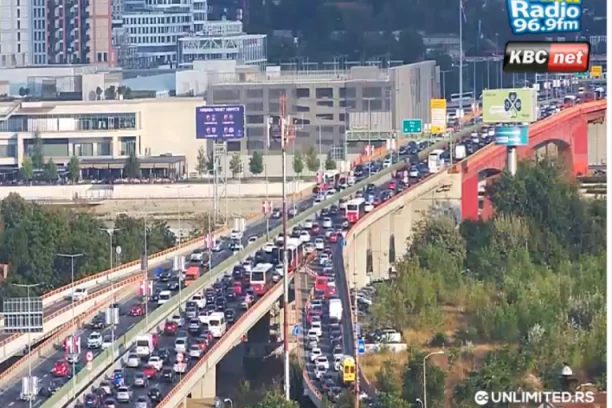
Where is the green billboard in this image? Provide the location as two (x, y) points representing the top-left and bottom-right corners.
(482, 88), (537, 124)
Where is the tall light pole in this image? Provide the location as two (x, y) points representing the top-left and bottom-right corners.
(165, 185), (191, 244)
(100, 227), (121, 360)
(416, 398), (424, 408)
(12, 283), (41, 408)
(458, 0), (464, 127)
(265, 116), (272, 240)
(142, 213), (149, 329)
(280, 94), (291, 401)
(56, 252), (84, 401)
(363, 97), (375, 176)
(423, 350), (445, 408)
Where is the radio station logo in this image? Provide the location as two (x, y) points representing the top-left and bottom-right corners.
(503, 41), (590, 73)
(506, 0), (582, 35)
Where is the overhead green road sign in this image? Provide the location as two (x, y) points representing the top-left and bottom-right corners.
(402, 119), (422, 134)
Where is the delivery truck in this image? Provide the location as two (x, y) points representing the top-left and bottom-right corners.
(329, 298), (343, 322)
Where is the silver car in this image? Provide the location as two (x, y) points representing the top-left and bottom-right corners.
(115, 386), (131, 403)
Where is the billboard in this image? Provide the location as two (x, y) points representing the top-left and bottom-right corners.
(430, 99), (446, 134)
(482, 88), (537, 123)
(495, 126), (529, 146)
(195, 105), (245, 139)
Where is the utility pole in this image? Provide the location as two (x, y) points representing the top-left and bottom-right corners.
(280, 94), (294, 401)
(100, 227), (121, 360)
(12, 283), (41, 408)
(55, 253), (84, 401)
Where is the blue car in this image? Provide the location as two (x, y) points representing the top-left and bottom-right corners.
(111, 369), (125, 388)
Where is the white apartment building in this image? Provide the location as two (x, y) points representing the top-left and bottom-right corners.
(177, 21), (266, 68)
(0, 98), (204, 172)
(0, 0), (33, 67)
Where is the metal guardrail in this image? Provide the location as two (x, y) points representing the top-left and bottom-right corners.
(0, 280), (141, 390)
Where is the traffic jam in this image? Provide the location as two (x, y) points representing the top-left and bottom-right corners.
(14, 91), (586, 407)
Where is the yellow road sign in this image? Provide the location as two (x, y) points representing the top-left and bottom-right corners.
(590, 65), (602, 78)
(430, 99), (446, 110)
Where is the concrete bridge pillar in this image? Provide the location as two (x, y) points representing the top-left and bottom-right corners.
(190, 365), (216, 399)
(369, 218), (390, 282)
(347, 231), (369, 289)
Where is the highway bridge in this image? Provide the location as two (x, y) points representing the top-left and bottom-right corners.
(2, 81), (605, 407)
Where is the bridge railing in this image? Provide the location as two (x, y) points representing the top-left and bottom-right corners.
(0, 279), (140, 390)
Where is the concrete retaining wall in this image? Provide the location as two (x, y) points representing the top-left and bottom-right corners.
(0, 182), (315, 202)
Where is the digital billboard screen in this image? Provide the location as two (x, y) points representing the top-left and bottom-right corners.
(196, 105), (245, 139)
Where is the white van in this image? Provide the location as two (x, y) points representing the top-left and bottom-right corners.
(208, 312), (227, 338)
(454, 144), (467, 161)
(428, 149), (445, 173)
(158, 290), (172, 305)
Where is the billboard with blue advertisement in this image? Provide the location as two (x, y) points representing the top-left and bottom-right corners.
(195, 105), (245, 139)
(495, 126), (529, 146)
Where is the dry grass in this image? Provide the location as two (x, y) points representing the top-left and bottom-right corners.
(362, 306), (504, 392)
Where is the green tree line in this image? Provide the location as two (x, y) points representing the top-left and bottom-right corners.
(0, 194), (176, 301)
(364, 159), (606, 407)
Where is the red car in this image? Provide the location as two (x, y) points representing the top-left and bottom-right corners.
(142, 365), (156, 379)
(328, 233), (338, 243)
(326, 285), (337, 297)
(164, 320), (177, 335)
(311, 224), (321, 234)
(194, 338), (208, 351)
(387, 180), (396, 190)
(129, 303), (145, 316)
(52, 359), (69, 377)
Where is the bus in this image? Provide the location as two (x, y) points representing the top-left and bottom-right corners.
(428, 149), (445, 173)
(250, 263), (274, 295)
(207, 312), (227, 338)
(184, 266), (199, 286)
(341, 356), (356, 385)
(345, 198), (366, 224)
(276, 238), (305, 272)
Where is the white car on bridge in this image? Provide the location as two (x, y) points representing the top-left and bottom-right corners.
(87, 332), (102, 349)
(315, 356), (329, 371)
(310, 348), (322, 362)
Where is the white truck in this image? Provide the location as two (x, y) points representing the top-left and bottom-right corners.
(135, 334), (155, 357)
(20, 376), (39, 401)
(329, 298), (343, 322)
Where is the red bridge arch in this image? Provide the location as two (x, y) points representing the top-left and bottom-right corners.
(460, 100), (607, 220)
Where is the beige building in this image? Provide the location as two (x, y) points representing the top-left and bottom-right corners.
(0, 97), (204, 175)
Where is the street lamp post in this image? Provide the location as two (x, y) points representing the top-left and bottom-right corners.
(416, 398), (424, 408)
(223, 398), (233, 408)
(12, 283), (41, 408)
(100, 227), (121, 360)
(363, 97), (375, 176)
(423, 350), (445, 408)
(56, 253), (84, 401)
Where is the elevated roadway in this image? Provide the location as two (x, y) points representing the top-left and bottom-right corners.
(28, 85), (605, 405)
(334, 99), (606, 398)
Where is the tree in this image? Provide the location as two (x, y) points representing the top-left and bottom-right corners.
(195, 146), (207, 177)
(44, 158), (57, 181)
(68, 155), (80, 183)
(305, 146), (320, 173)
(18, 87), (26, 97)
(325, 151), (336, 170)
(251, 390), (299, 408)
(21, 157), (33, 180)
(374, 393), (412, 408)
(95, 86), (103, 100)
(249, 151), (264, 175)
(124, 152), (140, 179)
(206, 152), (215, 174)
(402, 351), (445, 408)
(229, 153), (243, 178)
(31, 132), (45, 169)
(104, 86), (117, 100)
(293, 150), (304, 176)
